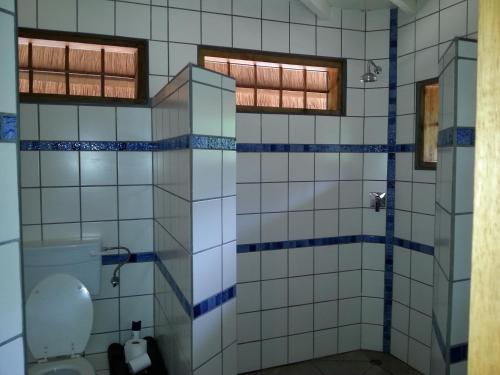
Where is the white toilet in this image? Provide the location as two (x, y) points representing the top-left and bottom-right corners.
(24, 240), (102, 375)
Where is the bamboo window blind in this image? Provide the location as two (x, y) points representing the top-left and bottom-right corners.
(200, 47), (345, 115)
(18, 29), (148, 104)
(416, 79), (439, 170)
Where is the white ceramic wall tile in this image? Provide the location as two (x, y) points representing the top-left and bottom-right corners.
(288, 332), (313, 363)
(233, 16), (261, 50)
(238, 312), (261, 343)
(261, 212), (287, 242)
(81, 187), (117, 221)
(439, 2), (467, 43)
(38, 0), (76, 31)
(262, 278), (287, 310)
(116, 2), (150, 39)
(262, 337), (288, 368)
(262, 308), (287, 339)
(0, 338), (25, 374)
(78, 0), (114, 35)
(193, 307), (222, 368)
(317, 27), (341, 57)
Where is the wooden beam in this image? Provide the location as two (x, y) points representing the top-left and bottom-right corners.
(389, 0), (416, 14)
(469, 0), (500, 374)
(300, 0), (333, 20)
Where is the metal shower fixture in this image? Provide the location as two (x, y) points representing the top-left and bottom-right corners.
(361, 60), (383, 83)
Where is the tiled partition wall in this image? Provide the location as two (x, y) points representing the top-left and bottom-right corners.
(152, 65), (237, 375)
(392, 1), (477, 374)
(0, 0), (26, 373)
(431, 38), (476, 375)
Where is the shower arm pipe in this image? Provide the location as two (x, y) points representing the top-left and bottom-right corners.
(367, 60), (382, 74)
(103, 246), (132, 287)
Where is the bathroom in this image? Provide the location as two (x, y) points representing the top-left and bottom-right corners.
(1, 0), (497, 374)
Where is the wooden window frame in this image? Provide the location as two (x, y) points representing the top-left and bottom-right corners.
(415, 77), (439, 170)
(198, 46), (346, 116)
(18, 28), (149, 105)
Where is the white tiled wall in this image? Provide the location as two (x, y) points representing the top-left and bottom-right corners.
(234, 5), (392, 372)
(19, 104), (154, 372)
(0, 1), (26, 373)
(393, 1), (477, 374)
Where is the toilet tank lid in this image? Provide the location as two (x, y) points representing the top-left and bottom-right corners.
(23, 239), (101, 267)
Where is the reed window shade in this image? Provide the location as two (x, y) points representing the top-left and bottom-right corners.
(199, 47), (345, 115)
(416, 78), (439, 170)
(18, 29), (148, 104)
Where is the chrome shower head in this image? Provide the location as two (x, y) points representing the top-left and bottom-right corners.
(361, 71), (377, 83)
(361, 60), (382, 83)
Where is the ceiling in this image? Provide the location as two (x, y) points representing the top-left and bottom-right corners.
(300, 0), (418, 17)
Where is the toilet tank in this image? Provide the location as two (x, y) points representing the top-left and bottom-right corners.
(23, 239), (102, 295)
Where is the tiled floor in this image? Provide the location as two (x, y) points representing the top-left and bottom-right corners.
(245, 350), (423, 375)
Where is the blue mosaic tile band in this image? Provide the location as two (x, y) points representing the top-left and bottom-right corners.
(438, 127), (475, 147)
(21, 140), (155, 151)
(236, 235), (433, 255)
(384, 7), (398, 354)
(193, 285), (237, 319)
(155, 134), (236, 151)
(0, 114), (17, 140)
(432, 313), (468, 364)
(237, 143), (415, 153)
(393, 237), (434, 256)
(155, 254), (237, 320)
(101, 251), (156, 265)
(155, 256), (192, 317)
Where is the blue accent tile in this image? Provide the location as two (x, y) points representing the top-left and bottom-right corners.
(450, 343), (468, 363)
(0, 114), (17, 140)
(456, 127), (475, 146)
(438, 127), (475, 148)
(101, 251), (156, 265)
(236, 143), (415, 154)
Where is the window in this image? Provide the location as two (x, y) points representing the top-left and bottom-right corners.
(415, 78), (439, 170)
(18, 28), (148, 104)
(199, 46), (345, 115)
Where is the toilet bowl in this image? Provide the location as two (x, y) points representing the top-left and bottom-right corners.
(26, 274), (96, 375)
(29, 357), (94, 375)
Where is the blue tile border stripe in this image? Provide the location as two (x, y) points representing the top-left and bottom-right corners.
(20, 135), (237, 152)
(393, 237), (434, 256)
(155, 256), (192, 317)
(19, 139), (415, 154)
(237, 143), (415, 153)
(155, 134), (236, 151)
(193, 285), (236, 319)
(432, 313), (468, 364)
(384, 7), (398, 353)
(236, 235), (433, 256)
(0, 114), (17, 140)
(101, 251), (156, 265)
(154, 254), (236, 320)
(438, 127), (475, 147)
(21, 140), (155, 151)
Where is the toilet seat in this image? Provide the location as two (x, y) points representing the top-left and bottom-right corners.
(26, 274), (93, 361)
(29, 357), (94, 375)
